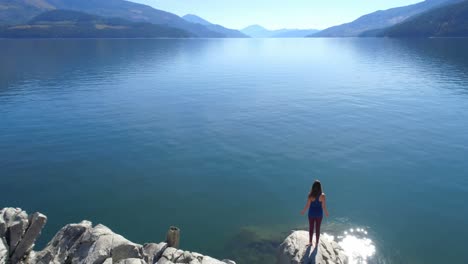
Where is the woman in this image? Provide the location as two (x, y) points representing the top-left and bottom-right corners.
(301, 180), (329, 247)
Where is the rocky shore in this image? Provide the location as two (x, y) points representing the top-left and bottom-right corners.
(1, 208), (347, 264)
(0, 208), (235, 264)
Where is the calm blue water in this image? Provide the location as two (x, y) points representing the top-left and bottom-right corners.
(1, 38), (468, 264)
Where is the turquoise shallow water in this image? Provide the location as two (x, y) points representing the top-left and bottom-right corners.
(1, 38), (468, 263)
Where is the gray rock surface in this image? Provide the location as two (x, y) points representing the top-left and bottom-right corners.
(156, 247), (230, 264)
(0, 238), (8, 264)
(8, 222), (24, 254)
(116, 258), (147, 264)
(32, 221), (92, 264)
(143, 242), (167, 264)
(0, 217), (6, 238)
(278, 231), (347, 264)
(72, 224), (142, 263)
(34, 223), (142, 264)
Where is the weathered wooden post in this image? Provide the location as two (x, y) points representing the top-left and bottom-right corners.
(166, 226), (180, 248)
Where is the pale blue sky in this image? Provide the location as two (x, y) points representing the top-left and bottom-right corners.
(134, 0), (423, 30)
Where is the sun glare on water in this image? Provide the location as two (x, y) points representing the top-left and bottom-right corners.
(325, 228), (376, 264)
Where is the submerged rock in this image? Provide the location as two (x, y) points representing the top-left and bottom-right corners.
(0, 207), (235, 264)
(278, 231), (347, 264)
(224, 226), (284, 264)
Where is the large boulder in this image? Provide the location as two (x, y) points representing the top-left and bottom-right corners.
(32, 221), (93, 264)
(70, 224), (142, 263)
(278, 231), (347, 264)
(33, 222), (142, 264)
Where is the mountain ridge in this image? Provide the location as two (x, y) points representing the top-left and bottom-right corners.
(182, 14), (211, 26)
(182, 14), (248, 38)
(241, 25), (319, 38)
(0, 0), (224, 37)
(0, 9), (192, 38)
(377, 0), (468, 37)
(310, 0), (462, 37)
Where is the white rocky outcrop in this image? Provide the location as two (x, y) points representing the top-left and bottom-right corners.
(277, 231), (347, 264)
(32, 221), (142, 264)
(0, 208), (235, 264)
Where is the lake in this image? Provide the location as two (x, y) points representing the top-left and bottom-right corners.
(1, 38), (467, 264)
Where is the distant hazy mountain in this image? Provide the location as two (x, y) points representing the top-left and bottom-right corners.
(273, 29), (320, 38)
(182, 14), (248, 38)
(0, 0), (223, 37)
(0, 9), (192, 38)
(376, 0), (468, 37)
(311, 0), (462, 37)
(241, 25), (319, 38)
(241, 25), (273, 37)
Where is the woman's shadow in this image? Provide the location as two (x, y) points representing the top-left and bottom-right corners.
(300, 245), (319, 264)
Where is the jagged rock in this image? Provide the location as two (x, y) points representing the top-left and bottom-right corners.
(0, 238), (8, 264)
(35, 223), (142, 264)
(75, 224), (142, 263)
(8, 221), (24, 254)
(277, 231), (347, 264)
(1, 208), (28, 226)
(1, 208), (30, 256)
(0, 218), (6, 238)
(143, 242), (167, 264)
(158, 247), (183, 263)
(32, 221), (92, 264)
(116, 258), (147, 264)
(10, 212), (47, 263)
(1, 208), (29, 235)
(0, 208), (40, 263)
(103, 258), (113, 264)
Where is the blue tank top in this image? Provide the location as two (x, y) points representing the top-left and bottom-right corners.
(308, 194), (323, 218)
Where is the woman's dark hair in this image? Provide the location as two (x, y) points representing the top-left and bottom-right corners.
(308, 180), (323, 199)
